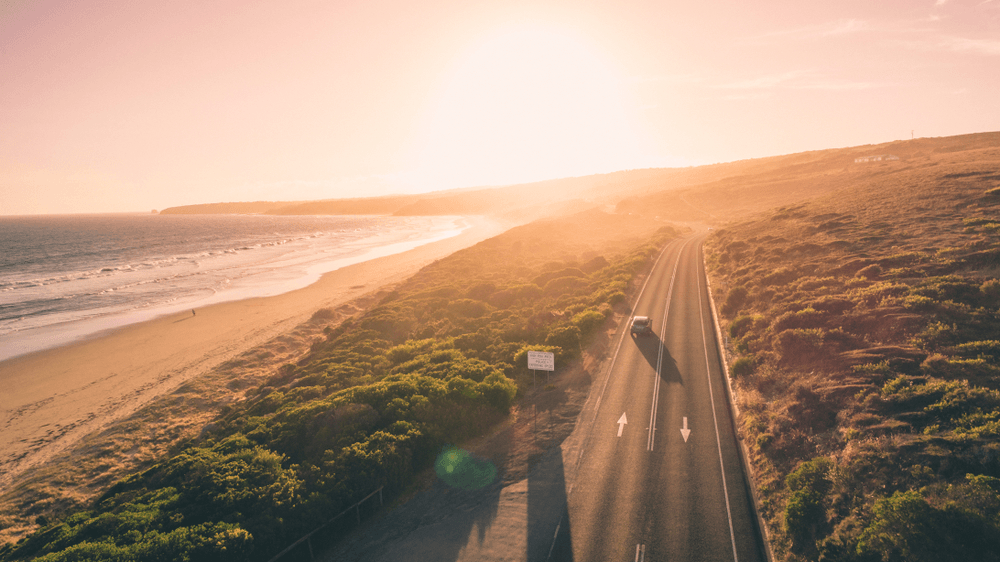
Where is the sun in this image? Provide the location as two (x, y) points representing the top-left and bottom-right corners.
(405, 24), (661, 191)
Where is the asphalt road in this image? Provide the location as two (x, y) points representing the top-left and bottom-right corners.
(550, 233), (767, 562)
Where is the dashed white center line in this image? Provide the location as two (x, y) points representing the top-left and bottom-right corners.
(648, 239), (688, 451)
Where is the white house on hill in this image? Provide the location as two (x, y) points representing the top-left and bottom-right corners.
(854, 155), (900, 163)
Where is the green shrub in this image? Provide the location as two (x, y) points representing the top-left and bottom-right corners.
(784, 488), (824, 552)
(572, 309), (606, 337)
(774, 328), (827, 364)
(728, 315), (754, 339)
(913, 321), (960, 351)
(731, 356), (756, 378)
(722, 286), (749, 315)
(856, 264), (882, 279)
(953, 340), (1000, 360)
(543, 276), (590, 298)
(761, 267), (799, 287)
(772, 307), (828, 332)
(545, 326), (582, 359)
(580, 255), (609, 273)
(783, 457), (834, 553)
(981, 279), (1000, 301)
(857, 489), (1000, 562)
(798, 276), (839, 291)
(849, 281), (909, 307)
(447, 299), (493, 318)
(786, 457), (833, 495)
(465, 282), (496, 301)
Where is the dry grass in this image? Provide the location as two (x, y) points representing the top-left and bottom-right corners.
(621, 132), (1000, 224)
(706, 133), (1000, 560)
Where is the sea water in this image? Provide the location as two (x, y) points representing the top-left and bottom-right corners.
(0, 213), (464, 361)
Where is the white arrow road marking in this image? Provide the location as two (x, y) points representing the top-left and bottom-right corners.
(617, 412), (628, 437)
(681, 416), (691, 442)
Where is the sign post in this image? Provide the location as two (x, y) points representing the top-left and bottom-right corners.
(527, 350), (555, 387)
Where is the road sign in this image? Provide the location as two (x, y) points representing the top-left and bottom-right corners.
(527, 350), (555, 371)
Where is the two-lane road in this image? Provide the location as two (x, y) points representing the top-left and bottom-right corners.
(554, 233), (766, 562)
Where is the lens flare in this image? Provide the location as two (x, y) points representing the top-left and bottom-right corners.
(434, 445), (497, 490)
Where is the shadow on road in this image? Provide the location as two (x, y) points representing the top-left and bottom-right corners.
(528, 447), (574, 562)
(317, 467), (505, 562)
(318, 353), (594, 561)
(632, 334), (683, 385)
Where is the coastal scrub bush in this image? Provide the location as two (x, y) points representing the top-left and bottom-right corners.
(447, 299), (493, 318)
(728, 315), (754, 339)
(774, 328), (826, 365)
(784, 457), (832, 553)
(914, 321), (961, 351)
(731, 356), (756, 378)
(849, 281), (909, 307)
(981, 279), (1000, 301)
(855, 264), (882, 279)
(761, 266), (799, 287)
(722, 286), (749, 315)
(545, 325), (582, 359)
(772, 307), (828, 332)
(703, 150), (1000, 562)
(4, 210), (678, 562)
(580, 255), (609, 273)
(952, 340), (1000, 360)
(572, 309), (606, 337)
(606, 290), (627, 307)
(543, 276), (590, 298)
(856, 489), (1000, 562)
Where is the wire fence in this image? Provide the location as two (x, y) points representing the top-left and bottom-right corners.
(266, 486), (384, 562)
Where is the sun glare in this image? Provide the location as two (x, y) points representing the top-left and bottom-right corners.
(406, 24), (660, 191)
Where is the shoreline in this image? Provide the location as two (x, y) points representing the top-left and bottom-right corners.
(0, 215), (508, 491)
(0, 215), (467, 363)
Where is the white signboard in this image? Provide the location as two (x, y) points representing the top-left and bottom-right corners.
(527, 350), (555, 371)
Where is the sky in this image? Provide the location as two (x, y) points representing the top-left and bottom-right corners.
(2, 0), (999, 215)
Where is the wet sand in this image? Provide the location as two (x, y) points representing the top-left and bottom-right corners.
(0, 216), (506, 490)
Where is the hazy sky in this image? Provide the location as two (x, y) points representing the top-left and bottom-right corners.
(2, 0), (999, 215)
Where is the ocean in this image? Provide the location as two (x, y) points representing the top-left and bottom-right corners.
(0, 213), (464, 361)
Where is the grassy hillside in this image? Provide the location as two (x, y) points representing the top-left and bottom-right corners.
(620, 132), (1000, 223)
(705, 136), (1000, 560)
(0, 210), (678, 562)
(158, 141), (978, 221)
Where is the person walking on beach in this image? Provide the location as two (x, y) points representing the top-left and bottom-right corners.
(192, 309), (196, 316)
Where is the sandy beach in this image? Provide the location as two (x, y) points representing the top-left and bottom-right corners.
(0, 216), (506, 492)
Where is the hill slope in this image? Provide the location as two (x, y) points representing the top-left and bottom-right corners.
(159, 133), (1000, 226)
(705, 134), (1000, 560)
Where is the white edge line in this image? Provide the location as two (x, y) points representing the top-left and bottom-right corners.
(702, 242), (776, 562)
(696, 242), (740, 562)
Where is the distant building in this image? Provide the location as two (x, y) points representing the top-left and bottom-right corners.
(854, 155), (900, 163)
